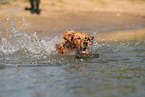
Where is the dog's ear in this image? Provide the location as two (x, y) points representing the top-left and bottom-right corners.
(88, 35), (94, 41)
(91, 36), (94, 40)
(88, 36), (94, 45)
(62, 34), (74, 42)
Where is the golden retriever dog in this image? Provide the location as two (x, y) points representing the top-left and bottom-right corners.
(56, 31), (94, 54)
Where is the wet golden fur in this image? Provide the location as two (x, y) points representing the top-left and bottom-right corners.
(56, 31), (94, 54)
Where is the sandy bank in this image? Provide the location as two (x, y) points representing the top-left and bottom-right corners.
(0, 0), (145, 41)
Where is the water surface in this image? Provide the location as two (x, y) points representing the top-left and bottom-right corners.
(0, 9), (145, 97)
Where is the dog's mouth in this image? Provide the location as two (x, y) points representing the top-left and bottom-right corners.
(79, 42), (89, 54)
(80, 47), (87, 54)
(81, 51), (86, 54)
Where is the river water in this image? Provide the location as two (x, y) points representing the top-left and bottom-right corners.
(0, 9), (145, 97)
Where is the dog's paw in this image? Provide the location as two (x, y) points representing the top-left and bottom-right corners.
(56, 44), (64, 54)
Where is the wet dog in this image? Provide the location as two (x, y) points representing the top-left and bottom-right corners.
(56, 31), (94, 54)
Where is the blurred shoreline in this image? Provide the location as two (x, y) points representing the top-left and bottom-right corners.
(0, 0), (145, 41)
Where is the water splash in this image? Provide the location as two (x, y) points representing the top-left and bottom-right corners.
(0, 9), (57, 55)
(0, 9), (145, 66)
(0, 9), (67, 65)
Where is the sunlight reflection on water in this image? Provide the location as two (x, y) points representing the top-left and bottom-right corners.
(0, 8), (145, 97)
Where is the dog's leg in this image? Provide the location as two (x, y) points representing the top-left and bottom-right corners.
(56, 44), (64, 54)
(77, 46), (82, 54)
(86, 49), (90, 54)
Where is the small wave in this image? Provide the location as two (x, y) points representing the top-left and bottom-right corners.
(0, 32), (62, 55)
(0, 30), (71, 65)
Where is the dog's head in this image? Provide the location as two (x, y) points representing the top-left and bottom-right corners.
(62, 31), (94, 54)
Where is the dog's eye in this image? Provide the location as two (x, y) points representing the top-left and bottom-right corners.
(88, 38), (91, 41)
(85, 37), (87, 39)
(77, 38), (80, 40)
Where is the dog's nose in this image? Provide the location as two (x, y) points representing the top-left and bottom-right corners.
(83, 42), (88, 47)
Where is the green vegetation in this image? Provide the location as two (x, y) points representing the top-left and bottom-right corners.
(0, 0), (29, 4)
(58, 0), (63, 3)
(0, 0), (11, 4)
(50, 2), (56, 6)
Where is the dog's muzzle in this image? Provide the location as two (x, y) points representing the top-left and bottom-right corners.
(83, 42), (88, 47)
(80, 42), (88, 54)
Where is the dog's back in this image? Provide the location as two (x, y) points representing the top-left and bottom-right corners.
(57, 31), (94, 54)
